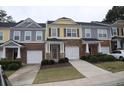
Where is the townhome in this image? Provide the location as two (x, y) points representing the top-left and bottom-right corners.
(79, 22), (111, 56)
(0, 22), (16, 59)
(0, 18), (46, 64)
(111, 20), (124, 51)
(45, 17), (82, 60)
(45, 17), (112, 61)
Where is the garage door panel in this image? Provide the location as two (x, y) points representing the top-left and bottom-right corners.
(101, 47), (110, 54)
(65, 47), (79, 60)
(27, 51), (42, 64)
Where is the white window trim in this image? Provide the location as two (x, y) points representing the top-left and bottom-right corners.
(66, 28), (77, 37)
(51, 28), (58, 38)
(85, 28), (91, 38)
(0, 32), (3, 41)
(13, 31), (20, 41)
(24, 31), (31, 41)
(36, 31), (42, 41)
(97, 29), (108, 39)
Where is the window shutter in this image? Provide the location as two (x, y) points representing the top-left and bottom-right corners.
(121, 28), (123, 36)
(77, 29), (79, 37)
(64, 28), (66, 37)
(49, 28), (51, 37)
(58, 28), (60, 37)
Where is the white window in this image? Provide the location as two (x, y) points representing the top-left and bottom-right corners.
(14, 31), (20, 41)
(85, 29), (91, 38)
(0, 32), (3, 40)
(25, 31), (31, 41)
(66, 28), (77, 37)
(112, 27), (117, 36)
(36, 31), (42, 40)
(51, 28), (58, 37)
(97, 29), (107, 39)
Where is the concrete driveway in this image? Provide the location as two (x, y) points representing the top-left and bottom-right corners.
(69, 60), (112, 78)
(9, 65), (40, 86)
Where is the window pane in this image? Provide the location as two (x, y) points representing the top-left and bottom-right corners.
(26, 36), (30, 40)
(15, 36), (19, 40)
(25, 31), (31, 40)
(51, 28), (57, 37)
(37, 36), (42, 40)
(14, 31), (20, 40)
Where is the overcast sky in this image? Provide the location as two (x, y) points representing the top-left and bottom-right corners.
(0, 6), (112, 23)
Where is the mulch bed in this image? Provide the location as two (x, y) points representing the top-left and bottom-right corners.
(40, 62), (71, 69)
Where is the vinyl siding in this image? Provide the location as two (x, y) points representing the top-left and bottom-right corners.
(0, 28), (10, 42)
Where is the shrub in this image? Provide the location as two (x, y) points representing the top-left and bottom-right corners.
(58, 57), (69, 64)
(0, 60), (22, 70)
(41, 59), (55, 66)
(86, 56), (98, 63)
(80, 54), (117, 63)
(7, 63), (20, 70)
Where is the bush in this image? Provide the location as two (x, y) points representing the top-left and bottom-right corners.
(58, 57), (69, 64)
(80, 54), (117, 63)
(41, 59), (55, 66)
(7, 63), (20, 70)
(0, 60), (22, 70)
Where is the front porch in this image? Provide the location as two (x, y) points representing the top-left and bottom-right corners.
(111, 36), (124, 51)
(0, 40), (24, 60)
(45, 38), (64, 61)
(82, 38), (102, 56)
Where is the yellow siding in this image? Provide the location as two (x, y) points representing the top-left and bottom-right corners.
(47, 25), (81, 39)
(55, 20), (76, 25)
(0, 28), (10, 42)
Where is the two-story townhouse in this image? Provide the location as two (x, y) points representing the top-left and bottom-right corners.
(0, 22), (17, 59)
(79, 22), (111, 56)
(45, 17), (82, 60)
(0, 18), (46, 64)
(111, 20), (124, 51)
(45, 17), (111, 61)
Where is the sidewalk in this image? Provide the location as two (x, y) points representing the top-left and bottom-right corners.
(9, 65), (40, 86)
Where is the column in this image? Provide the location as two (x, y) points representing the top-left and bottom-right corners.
(117, 39), (121, 49)
(2, 46), (6, 58)
(60, 43), (64, 53)
(17, 47), (21, 58)
(86, 43), (89, 53)
(98, 42), (102, 53)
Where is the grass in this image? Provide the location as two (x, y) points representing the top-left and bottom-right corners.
(95, 61), (124, 73)
(5, 71), (15, 77)
(33, 65), (84, 84)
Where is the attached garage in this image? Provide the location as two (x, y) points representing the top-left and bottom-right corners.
(65, 47), (79, 60)
(27, 50), (42, 64)
(101, 47), (110, 54)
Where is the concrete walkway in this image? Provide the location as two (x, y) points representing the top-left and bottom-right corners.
(69, 60), (112, 78)
(9, 65), (40, 86)
(32, 60), (124, 86)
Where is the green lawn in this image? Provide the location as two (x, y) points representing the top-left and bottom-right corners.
(95, 61), (124, 73)
(5, 71), (15, 77)
(33, 65), (84, 84)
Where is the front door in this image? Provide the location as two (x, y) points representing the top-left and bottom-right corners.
(50, 44), (60, 60)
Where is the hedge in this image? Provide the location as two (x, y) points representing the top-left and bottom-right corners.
(0, 60), (22, 70)
(80, 53), (117, 63)
(41, 57), (69, 66)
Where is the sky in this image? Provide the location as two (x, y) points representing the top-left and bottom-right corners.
(0, 6), (113, 23)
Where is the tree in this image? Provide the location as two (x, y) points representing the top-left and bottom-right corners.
(0, 10), (15, 23)
(103, 6), (124, 24)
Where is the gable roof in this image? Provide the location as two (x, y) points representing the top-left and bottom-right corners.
(0, 40), (24, 47)
(14, 18), (42, 28)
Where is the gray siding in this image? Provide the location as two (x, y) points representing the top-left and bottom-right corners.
(10, 28), (45, 42)
(82, 26), (111, 39)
